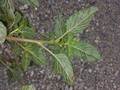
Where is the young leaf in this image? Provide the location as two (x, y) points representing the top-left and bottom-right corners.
(66, 6), (98, 34)
(67, 34), (74, 59)
(0, 0), (15, 27)
(21, 51), (31, 71)
(20, 44), (46, 65)
(53, 54), (74, 84)
(54, 15), (66, 38)
(0, 22), (7, 44)
(20, 27), (35, 38)
(11, 26), (35, 39)
(14, 11), (22, 25)
(68, 41), (101, 61)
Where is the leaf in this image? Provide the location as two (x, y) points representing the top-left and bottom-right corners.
(65, 42), (74, 60)
(66, 6), (98, 34)
(54, 15), (66, 38)
(15, 11), (22, 25)
(11, 24), (35, 39)
(20, 27), (35, 38)
(0, 0), (15, 27)
(68, 41), (101, 61)
(53, 54), (74, 84)
(18, 17), (35, 39)
(67, 34), (74, 59)
(21, 85), (36, 90)
(20, 44), (46, 66)
(21, 51), (31, 71)
(0, 22), (7, 44)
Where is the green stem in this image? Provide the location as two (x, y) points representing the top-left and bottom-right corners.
(6, 36), (62, 63)
(6, 36), (55, 45)
(6, 37), (57, 56)
(55, 30), (70, 42)
(6, 36), (57, 59)
(6, 36), (59, 57)
(9, 25), (23, 35)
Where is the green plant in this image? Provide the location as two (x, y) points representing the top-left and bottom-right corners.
(0, 0), (101, 85)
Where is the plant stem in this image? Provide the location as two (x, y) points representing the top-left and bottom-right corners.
(6, 36), (57, 60)
(6, 36), (55, 45)
(9, 25), (23, 35)
(55, 30), (70, 42)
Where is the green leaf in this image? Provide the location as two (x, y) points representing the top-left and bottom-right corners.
(21, 27), (35, 38)
(0, 0), (7, 7)
(66, 6), (98, 34)
(53, 54), (74, 84)
(0, 22), (7, 44)
(21, 85), (36, 90)
(10, 26), (35, 39)
(67, 34), (74, 59)
(0, 0), (15, 27)
(15, 11), (22, 25)
(21, 51), (31, 71)
(68, 41), (101, 61)
(20, 44), (46, 65)
(54, 15), (66, 38)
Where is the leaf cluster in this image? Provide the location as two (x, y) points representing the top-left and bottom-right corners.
(0, 0), (101, 85)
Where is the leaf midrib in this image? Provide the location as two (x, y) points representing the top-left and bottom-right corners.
(19, 44), (43, 63)
(53, 54), (73, 82)
(37, 43), (73, 82)
(69, 44), (98, 59)
(67, 9), (94, 34)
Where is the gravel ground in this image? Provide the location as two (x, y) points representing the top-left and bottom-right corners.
(0, 0), (120, 90)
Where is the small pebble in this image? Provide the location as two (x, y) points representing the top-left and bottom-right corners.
(30, 71), (34, 77)
(64, 0), (69, 4)
(96, 22), (99, 26)
(35, 7), (38, 10)
(88, 69), (92, 73)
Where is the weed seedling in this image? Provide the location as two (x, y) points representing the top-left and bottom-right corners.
(0, 0), (101, 85)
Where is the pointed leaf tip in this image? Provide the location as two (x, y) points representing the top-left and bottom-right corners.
(66, 6), (98, 34)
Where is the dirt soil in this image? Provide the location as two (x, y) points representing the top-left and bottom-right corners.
(0, 0), (120, 90)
